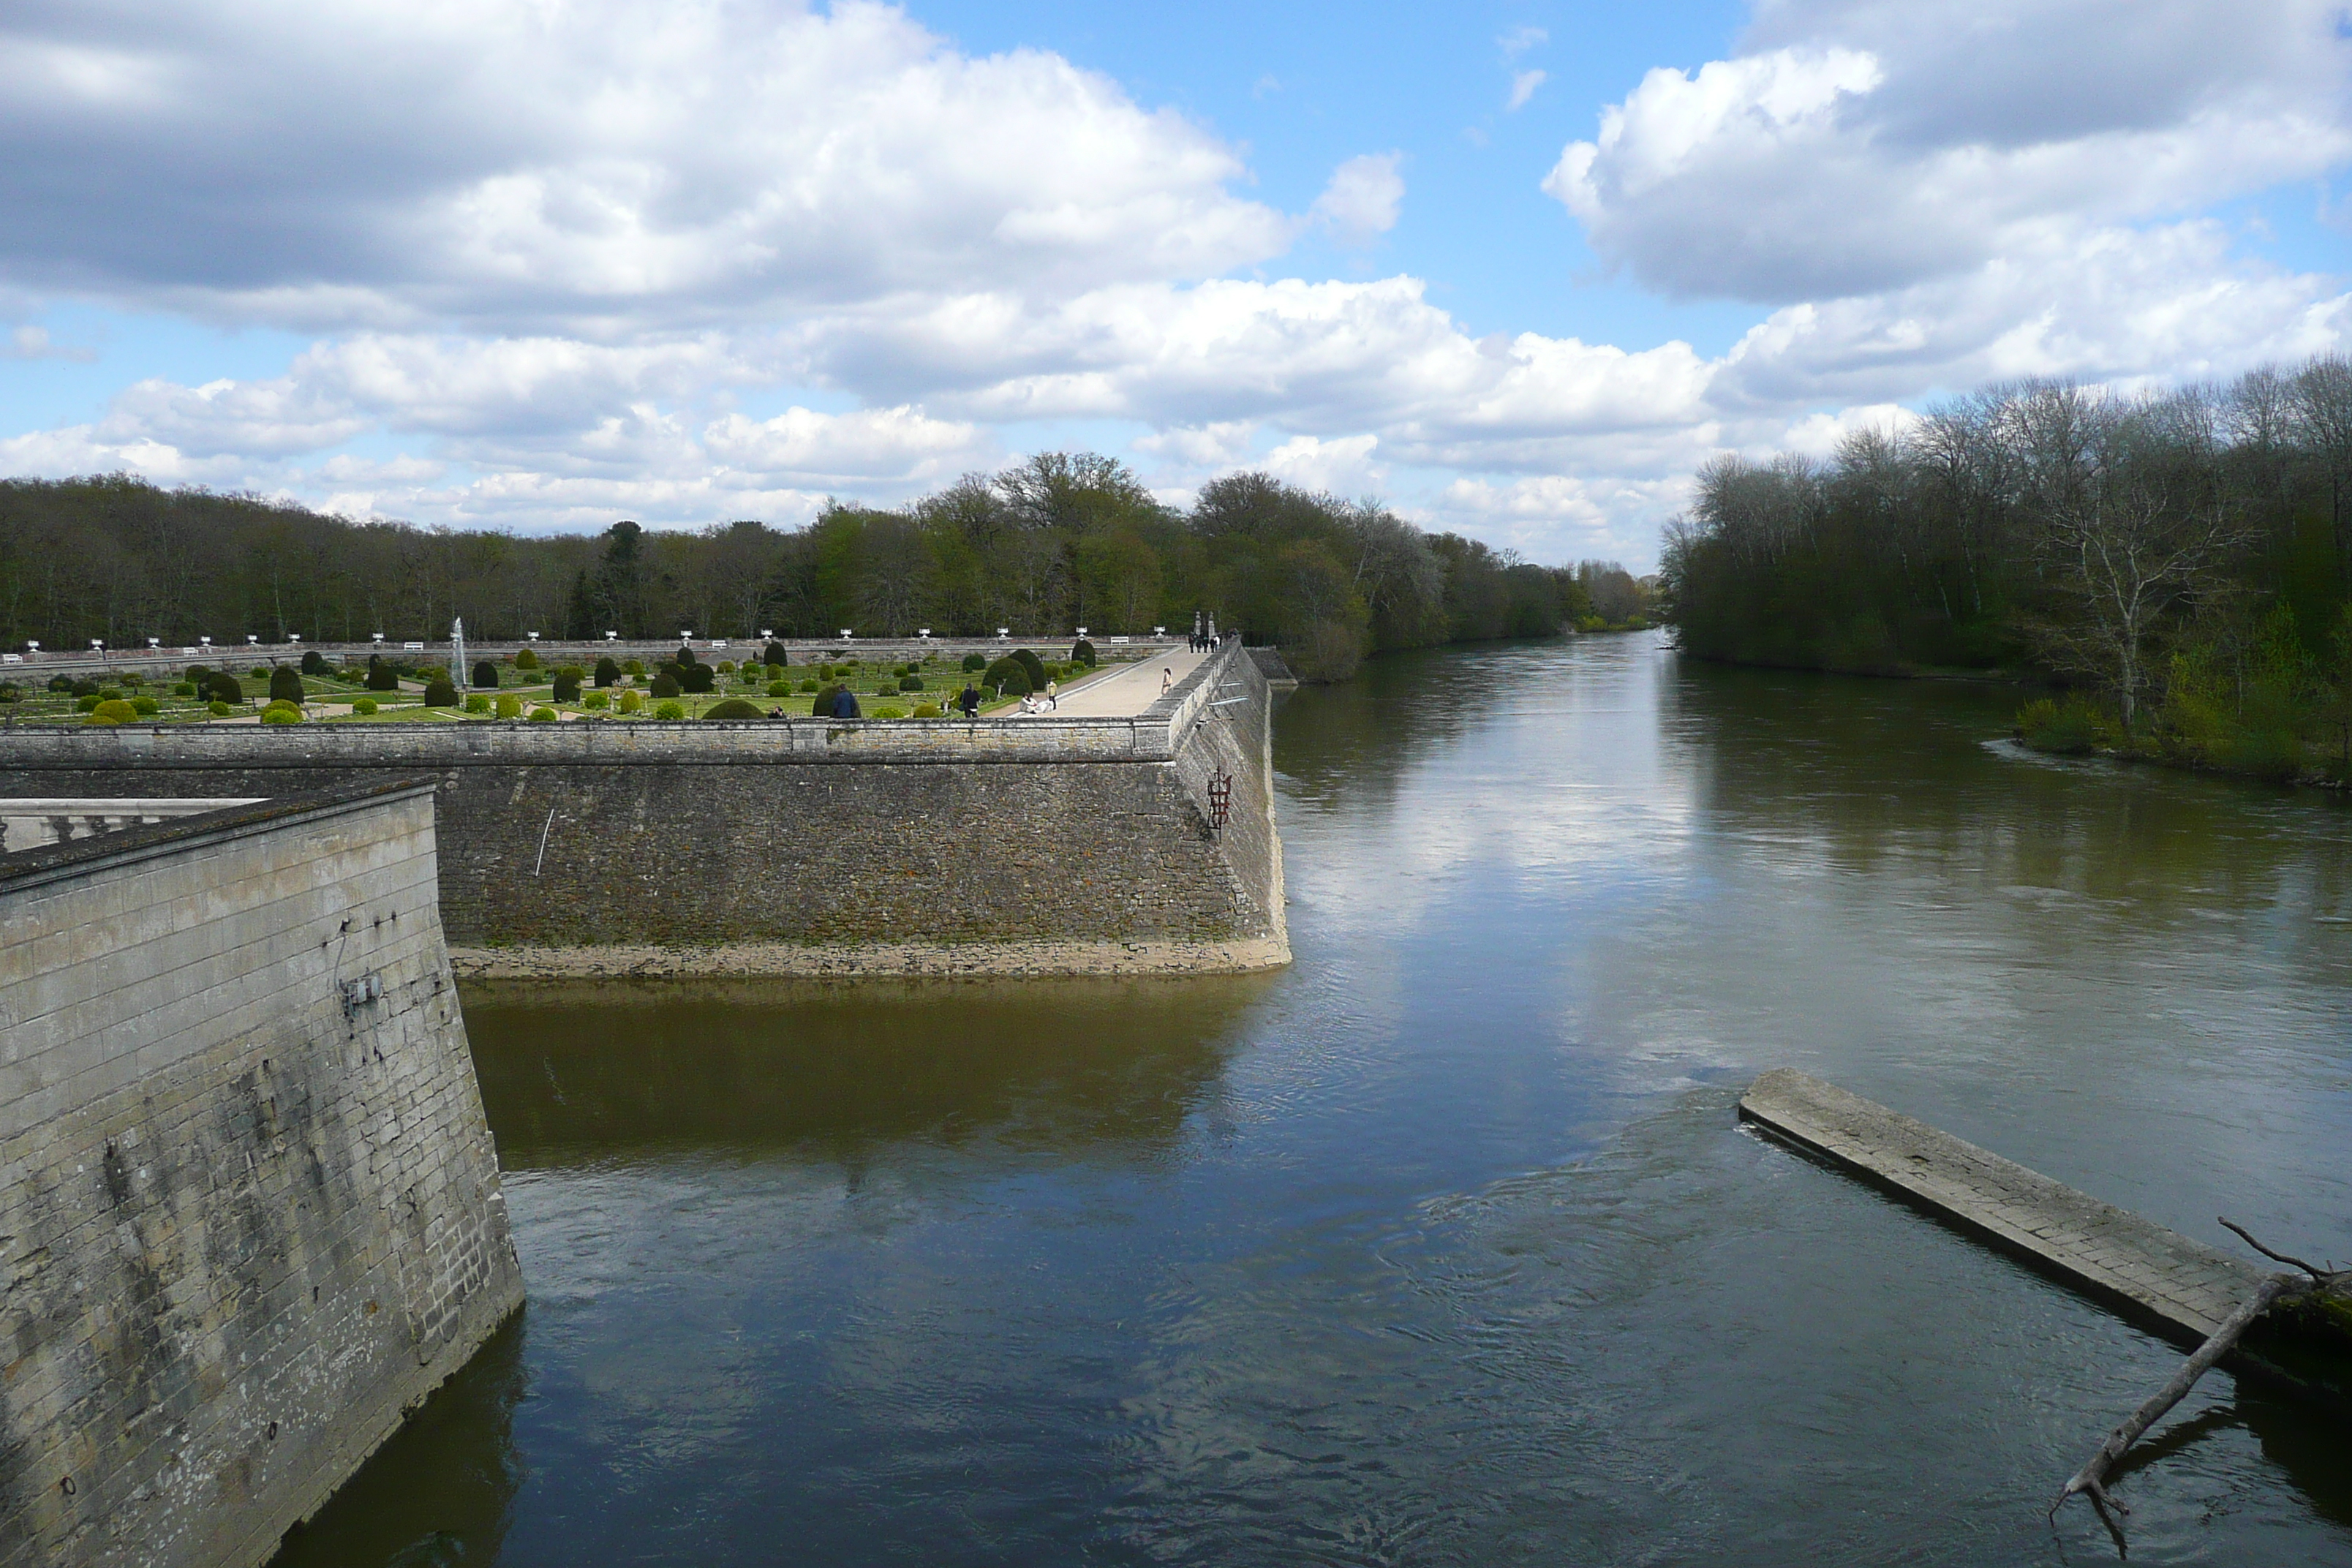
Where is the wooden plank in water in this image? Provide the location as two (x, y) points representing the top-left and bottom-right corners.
(1738, 1068), (2268, 1345)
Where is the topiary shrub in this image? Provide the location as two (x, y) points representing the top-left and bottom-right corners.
(495, 693), (522, 719)
(75, 695), (103, 713)
(366, 657), (399, 691)
(514, 646), (540, 670)
(260, 701), (303, 725)
(424, 676), (459, 706)
(88, 698), (137, 725)
(679, 662), (714, 693)
(1011, 647), (1048, 691)
(301, 648), (328, 675)
(119, 670), (143, 687)
(810, 685), (843, 716)
(528, 705), (557, 722)
(898, 675), (924, 692)
(767, 680), (791, 696)
(702, 697), (763, 720)
(911, 703), (944, 718)
(962, 652), (987, 672)
(184, 664), (209, 685)
(618, 689), (644, 714)
(594, 656), (621, 687)
(653, 699), (686, 720)
(470, 660), (497, 688)
(353, 697), (379, 716)
(269, 666), (305, 704)
(249, 666), (268, 679)
(983, 656), (1030, 696)
(793, 678), (814, 692)
(207, 700), (233, 717)
(649, 670), (681, 698)
(464, 692), (491, 714)
(97, 686), (124, 702)
(205, 671), (242, 704)
(622, 658), (646, 676)
(673, 644), (699, 668)
(584, 690), (609, 710)
(764, 641), (789, 668)
(1070, 639), (1096, 666)
(870, 706), (906, 720)
(131, 695), (159, 715)
(72, 678), (102, 698)
(715, 660), (736, 674)
(552, 667), (584, 702)
(172, 682), (197, 698)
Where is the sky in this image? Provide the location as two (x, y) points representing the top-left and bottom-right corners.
(2, 0), (2348, 568)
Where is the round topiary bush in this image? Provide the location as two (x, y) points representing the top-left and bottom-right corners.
(911, 703), (944, 718)
(75, 695), (102, 713)
(622, 658), (646, 676)
(552, 668), (584, 702)
(495, 693), (522, 719)
(618, 689), (644, 714)
(300, 649), (328, 675)
(89, 698), (137, 725)
(649, 670), (681, 698)
(97, 687), (124, 703)
(423, 676), (459, 706)
(898, 676), (924, 692)
(169, 680), (195, 698)
(260, 701), (302, 725)
(795, 678), (816, 692)
(763, 641), (789, 668)
(870, 706), (905, 720)
(184, 664), (209, 685)
(471, 660), (497, 688)
(584, 690), (609, 710)
(208, 700), (233, 717)
(983, 655), (1027, 694)
(653, 699), (686, 720)
(131, 695), (159, 715)
(810, 685), (843, 716)
(681, 663), (715, 693)
(672, 645), (699, 668)
(514, 647), (540, 670)
(353, 697), (379, 716)
(962, 652), (987, 672)
(702, 697), (763, 720)
(249, 666), (268, 679)
(269, 666), (305, 704)
(366, 659), (399, 691)
(464, 693), (491, 714)
(207, 671), (245, 704)
(767, 680), (791, 696)
(594, 656), (621, 687)
(528, 705), (557, 722)
(1011, 647), (1048, 691)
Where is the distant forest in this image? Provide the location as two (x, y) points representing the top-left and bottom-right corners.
(0, 455), (1649, 680)
(1662, 354), (2352, 776)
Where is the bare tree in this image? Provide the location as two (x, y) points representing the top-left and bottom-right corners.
(2024, 388), (2246, 731)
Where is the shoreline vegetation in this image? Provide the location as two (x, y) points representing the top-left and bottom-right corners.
(1660, 353), (2352, 791)
(0, 456), (1652, 691)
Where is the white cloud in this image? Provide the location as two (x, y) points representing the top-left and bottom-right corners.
(0, 0), (1295, 332)
(1310, 154), (1405, 247)
(1256, 432), (1384, 495)
(1500, 26), (1548, 59)
(1546, 0), (2352, 303)
(1507, 69), (1547, 112)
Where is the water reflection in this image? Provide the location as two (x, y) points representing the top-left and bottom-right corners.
(464, 975), (1274, 1169)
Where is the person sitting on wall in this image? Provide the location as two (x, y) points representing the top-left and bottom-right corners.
(959, 682), (980, 717)
(831, 685), (862, 719)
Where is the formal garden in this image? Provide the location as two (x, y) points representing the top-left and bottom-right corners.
(0, 640), (1114, 725)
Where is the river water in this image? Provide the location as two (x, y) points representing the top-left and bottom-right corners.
(277, 633), (2352, 1567)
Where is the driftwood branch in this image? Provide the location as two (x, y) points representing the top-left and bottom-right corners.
(2051, 1218), (2335, 1536)
(2217, 1218), (2335, 1282)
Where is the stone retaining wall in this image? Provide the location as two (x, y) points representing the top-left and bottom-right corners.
(0, 644), (1288, 975)
(0, 784), (524, 1567)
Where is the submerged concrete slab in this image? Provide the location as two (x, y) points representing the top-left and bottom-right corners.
(1738, 1068), (2267, 1343)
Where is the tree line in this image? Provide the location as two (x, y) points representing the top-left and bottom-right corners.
(1661, 353), (2352, 777)
(0, 455), (1650, 680)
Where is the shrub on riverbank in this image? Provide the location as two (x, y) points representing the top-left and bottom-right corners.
(2015, 698), (2103, 755)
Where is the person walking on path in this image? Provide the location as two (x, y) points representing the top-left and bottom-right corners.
(1044, 679), (1058, 710)
(831, 685), (861, 719)
(959, 682), (981, 718)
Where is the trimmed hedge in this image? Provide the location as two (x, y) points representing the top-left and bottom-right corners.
(703, 698), (763, 720)
(423, 676), (459, 706)
(464, 693), (491, 714)
(962, 652), (987, 672)
(594, 656), (622, 687)
(268, 666), (305, 704)
(514, 647), (540, 669)
(300, 649), (328, 674)
(649, 670), (682, 698)
(472, 660), (499, 688)
(552, 668), (584, 702)
(1071, 638), (1096, 666)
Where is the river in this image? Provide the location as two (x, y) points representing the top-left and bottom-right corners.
(276, 632), (2352, 1567)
